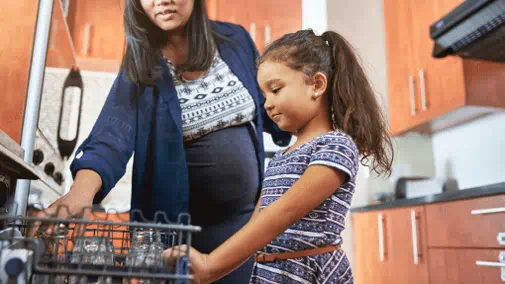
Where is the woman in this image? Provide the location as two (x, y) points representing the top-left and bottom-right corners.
(39, 0), (290, 283)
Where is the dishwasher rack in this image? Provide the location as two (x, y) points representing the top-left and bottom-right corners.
(0, 204), (201, 283)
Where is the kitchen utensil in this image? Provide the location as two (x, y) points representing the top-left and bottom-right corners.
(57, 67), (83, 159)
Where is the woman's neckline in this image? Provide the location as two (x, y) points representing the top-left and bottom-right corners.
(165, 50), (218, 83)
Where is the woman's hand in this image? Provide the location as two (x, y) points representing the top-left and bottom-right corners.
(29, 170), (101, 238)
(163, 245), (211, 284)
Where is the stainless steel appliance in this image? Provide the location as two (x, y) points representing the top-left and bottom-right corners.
(0, 130), (40, 220)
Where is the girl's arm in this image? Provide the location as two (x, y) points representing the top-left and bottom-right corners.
(203, 165), (346, 282)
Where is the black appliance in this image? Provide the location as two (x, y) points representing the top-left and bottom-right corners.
(430, 0), (505, 62)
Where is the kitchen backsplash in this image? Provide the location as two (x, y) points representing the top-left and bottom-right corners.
(432, 113), (505, 189)
(39, 67), (132, 212)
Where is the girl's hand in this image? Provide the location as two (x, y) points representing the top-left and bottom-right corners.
(163, 245), (211, 284)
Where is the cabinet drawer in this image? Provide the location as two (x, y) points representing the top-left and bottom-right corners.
(425, 195), (505, 248)
(429, 248), (504, 284)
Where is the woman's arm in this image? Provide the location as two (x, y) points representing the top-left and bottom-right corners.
(70, 69), (139, 202)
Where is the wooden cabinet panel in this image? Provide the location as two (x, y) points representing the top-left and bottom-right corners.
(68, 0), (125, 60)
(429, 248), (504, 284)
(383, 0), (505, 135)
(353, 211), (390, 284)
(387, 206), (430, 284)
(425, 195), (505, 248)
(46, 0), (76, 69)
(409, 0), (466, 125)
(0, 1), (39, 142)
(383, 0), (417, 135)
(208, 0), (301, 54)
(65, 0), (124, 72)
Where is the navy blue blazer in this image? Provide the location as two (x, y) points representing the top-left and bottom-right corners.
(70, 21), (291, 222)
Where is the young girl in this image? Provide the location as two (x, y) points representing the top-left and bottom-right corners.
(163, 29), (393, 284)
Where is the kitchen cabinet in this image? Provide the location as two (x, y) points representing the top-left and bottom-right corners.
(0, 1), (39, 142)
(425, 195), (505, 248)
(429, 248), (504, 284)
(352, 193), (505, 284)
(353, 207), (429, 284)
(65, 0), (125, 72)
(207, 0), (302, 54)
(383, 0), (505, 135)
(387, 207), (430, 284)
(46, 0), (76, 70)
(353, 210), (391, 284)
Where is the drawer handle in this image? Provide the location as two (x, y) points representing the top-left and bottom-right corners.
(476, 261), (505, 281)
(476, 251), (505, 281)
(378, 213), (385, 262)
(498, 232), (505, 246)
(476, 261), (505, 267)
(411, 210), (421, 265)
(471, 207), (505, 215)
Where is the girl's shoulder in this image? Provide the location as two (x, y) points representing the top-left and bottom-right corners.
(313, 130), (357, 150)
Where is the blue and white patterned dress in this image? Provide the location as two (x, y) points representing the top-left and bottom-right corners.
(250, 131), (359, 284)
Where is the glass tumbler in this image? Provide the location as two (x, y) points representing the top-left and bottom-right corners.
(70, 236), (115, 284)
(124, 229), (165, 284)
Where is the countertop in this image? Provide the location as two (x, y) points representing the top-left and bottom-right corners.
(351, 182), (505, 213)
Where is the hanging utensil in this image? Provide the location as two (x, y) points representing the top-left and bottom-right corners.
(57, 67), (83, 159)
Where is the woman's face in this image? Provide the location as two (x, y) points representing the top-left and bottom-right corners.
(140, 0), (194, 32)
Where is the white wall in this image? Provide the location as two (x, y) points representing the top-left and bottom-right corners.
(302, 0), (328, 33)
(432, 113), (505, 189)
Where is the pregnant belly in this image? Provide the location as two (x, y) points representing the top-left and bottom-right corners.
(185, 124), (260, 225)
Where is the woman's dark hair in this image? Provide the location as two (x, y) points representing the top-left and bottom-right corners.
(122, 0), (217, 85)
(257, 29), (394, 176)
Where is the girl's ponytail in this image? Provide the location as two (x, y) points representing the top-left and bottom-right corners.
(321, 31), (393, 176)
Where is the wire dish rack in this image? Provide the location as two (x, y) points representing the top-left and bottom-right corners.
(0, 204), (201, 283)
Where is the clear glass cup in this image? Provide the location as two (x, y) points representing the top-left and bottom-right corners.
(126, 229), (164, 267)
(123, 229), (165, 284)
(70, 236), (115, 284)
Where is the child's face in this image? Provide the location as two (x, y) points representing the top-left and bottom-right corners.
(258, 60), (320, 133)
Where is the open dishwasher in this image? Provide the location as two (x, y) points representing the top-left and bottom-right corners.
(0, 204), (201, 283)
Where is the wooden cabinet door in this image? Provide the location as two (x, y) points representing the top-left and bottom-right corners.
(425, 195), (505, 248)
(207, 0), (301, 55)
(0, 1), (39, 142)
(382, 0), (418, 135)
(352, 211), (390, 284)
(429, 248), (505, 284)
(409, 0), (466, 126)
(261, 0), (302, 52)
(387, 206), (430, 284)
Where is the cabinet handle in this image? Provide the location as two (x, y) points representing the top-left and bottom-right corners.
(476, 260), (505, 281)
(419, 69), (427, 111)
(378, 213), (385, 262)
(498, 232), (505, 246)
(83, 23), (91, 56)
(408, 75), (416, 116)
(476, 261), (505, 267)
(411, 210), (421, 265)
(265, 25), (271, 45)
(249, 23), (256, 42)
(471, 207), (505, 215)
